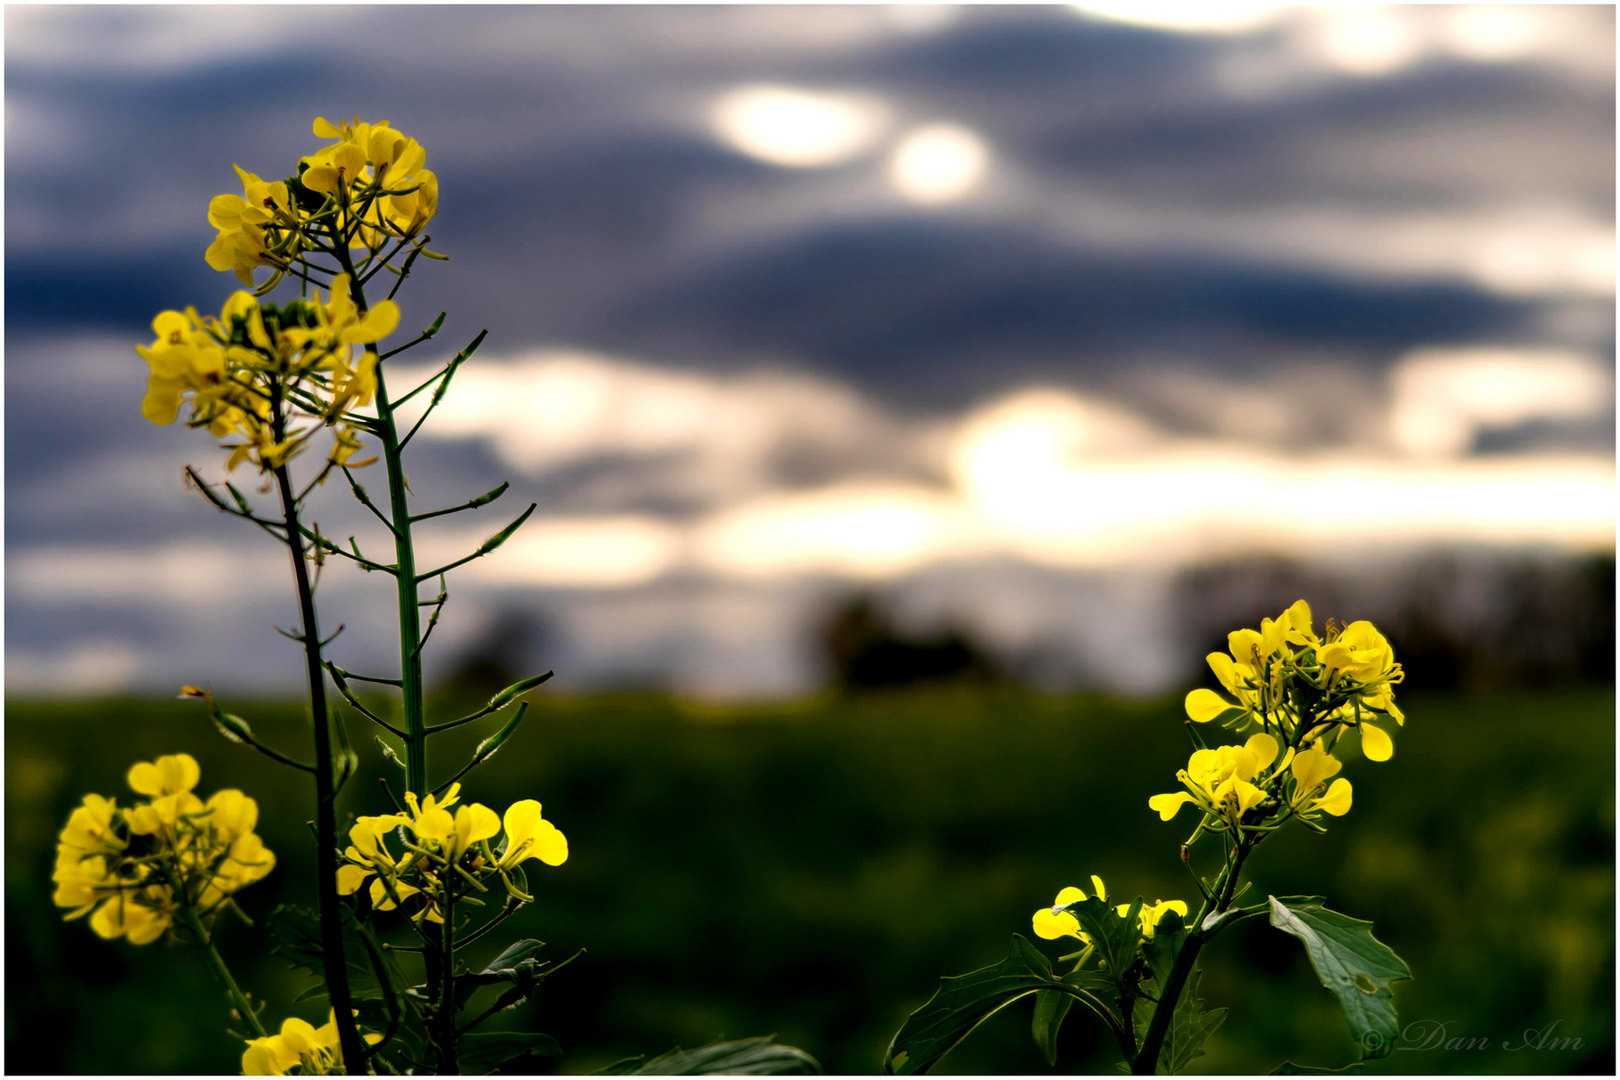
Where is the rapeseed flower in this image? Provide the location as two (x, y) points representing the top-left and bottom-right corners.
(52, 754), (276, 945)
(241, 1010), (383, 1075)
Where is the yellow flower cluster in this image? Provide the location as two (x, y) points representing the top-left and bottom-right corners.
(1148, 734), (1352, 828)
(137, 274), (397, 471)
(1030, 876), (1189, 945)
(1183, 600), (1403, 760)
(52, 753), (275, 945)
(207, 116), (438, 290)
(1150, 601), (1403, 835)
(242, 1009), (382, 1076)
(335, 783), (567, 921)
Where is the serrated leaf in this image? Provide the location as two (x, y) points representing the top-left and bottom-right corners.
(1162, 972), (1226, 1075)
(1032, 990), (1073, 1066)
(619, 1036), (820, 1075)
(1133, 965), (1226, 1075)
(1052, 895), (1142, 993)
(266, 904), (386, 996)
(1267, 896), (1412, 1059)
(1270, 1061), (1364, 1074)
(457, 1031), (562, 1074)
(885, 935), (1104, 1075)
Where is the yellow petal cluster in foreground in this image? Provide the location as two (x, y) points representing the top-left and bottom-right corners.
(52, 754), (275, 945)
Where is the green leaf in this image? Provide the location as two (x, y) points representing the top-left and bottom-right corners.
(1053, 895), (1142, 993)
(483, 938), (547, 979)
(885, 935), (1113, 1075)
(1267, 896), (1412, 1059)
(598, 1036), (820, 1075)
(1132, 914), (1224, 1075)
(453, 938), (548, 1010)
(1032, 990), (1073, 1066)
(456, 1031), (562, 1074)
(265, 904), (392, 998)
(1159, 969), (1226, 1075)
(1270, 1061), (1364, 1074)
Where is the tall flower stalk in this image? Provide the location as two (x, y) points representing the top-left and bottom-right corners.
(62, 113), (817, 1078)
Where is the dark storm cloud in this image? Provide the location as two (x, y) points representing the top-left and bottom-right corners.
(605, 218), (1531, 405)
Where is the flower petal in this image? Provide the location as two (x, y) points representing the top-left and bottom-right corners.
(1360, 723), (1394, 762)
(1184, 688), (1233, 723)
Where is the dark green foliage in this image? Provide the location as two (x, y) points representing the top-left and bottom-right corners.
(458, 1030), (564, 1073)
(5, 687), (1613, 1073)
(884, 936), (1091, 1074)
(597, 1035), (820, 1074)
(1031, 989), (1072, 1066)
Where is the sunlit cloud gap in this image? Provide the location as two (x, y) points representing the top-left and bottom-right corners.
(19, 349), (1609, 604)
(382, 352), (1616, 588)
(888, 124), (989, 206)
(710, 85), (889, 168)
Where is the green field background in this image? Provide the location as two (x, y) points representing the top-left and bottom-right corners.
(7, 686), (1613, 1074)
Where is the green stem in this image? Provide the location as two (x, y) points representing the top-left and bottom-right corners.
(435, 886), (460, 1073)
(373, 367), (428, 796)
(334, 242), (428, 797)
(1132, 841), (1252, 1074)
(177, 905), (267, 1038)
(273, 460), (368, 1070)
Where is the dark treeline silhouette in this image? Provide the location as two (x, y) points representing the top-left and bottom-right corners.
(818, 593), (1003, 692)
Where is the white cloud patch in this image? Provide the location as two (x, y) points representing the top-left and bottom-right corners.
(711, 85), (891, 168)
(7, 640), (143, 697)
(391, 351), (945, 510)
(1387, 347), (1613, 458)
(389, 352), (1614, 594)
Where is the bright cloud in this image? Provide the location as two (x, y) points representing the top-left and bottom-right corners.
(711, 84), (890, 168)
(1387, 348), (1613, 458)
(388, 354), (1614, 591)
(391, 350), (936, 507)
(888, 124), (990, 205)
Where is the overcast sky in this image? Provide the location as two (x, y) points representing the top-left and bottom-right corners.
(6, 4), (1614, 699)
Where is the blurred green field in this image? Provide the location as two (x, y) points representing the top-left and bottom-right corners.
(6, 685), (1613, 1074)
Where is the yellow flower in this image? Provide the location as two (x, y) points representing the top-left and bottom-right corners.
(1289, 745), (1352, 816)
(124, 791), (205, 836)
(1150, 733), (1279, 824)
(387, 168), (438, 237)
(1032, 879), (1186, 944)
(404, 785), (496, 855)
(335, 814), (409, 900)
(498, 799), (569, 869)
(242, 1010), (383, 1076)
(205, 789), (259, 842)
(54, 756), (275, 941)
(1030, 876), (1107, 941)
(299, 116), (437, 243)
(1122, 898), (1189, 938)
(87, 885), (174, 945)
(1318, 620), (1395, 682)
